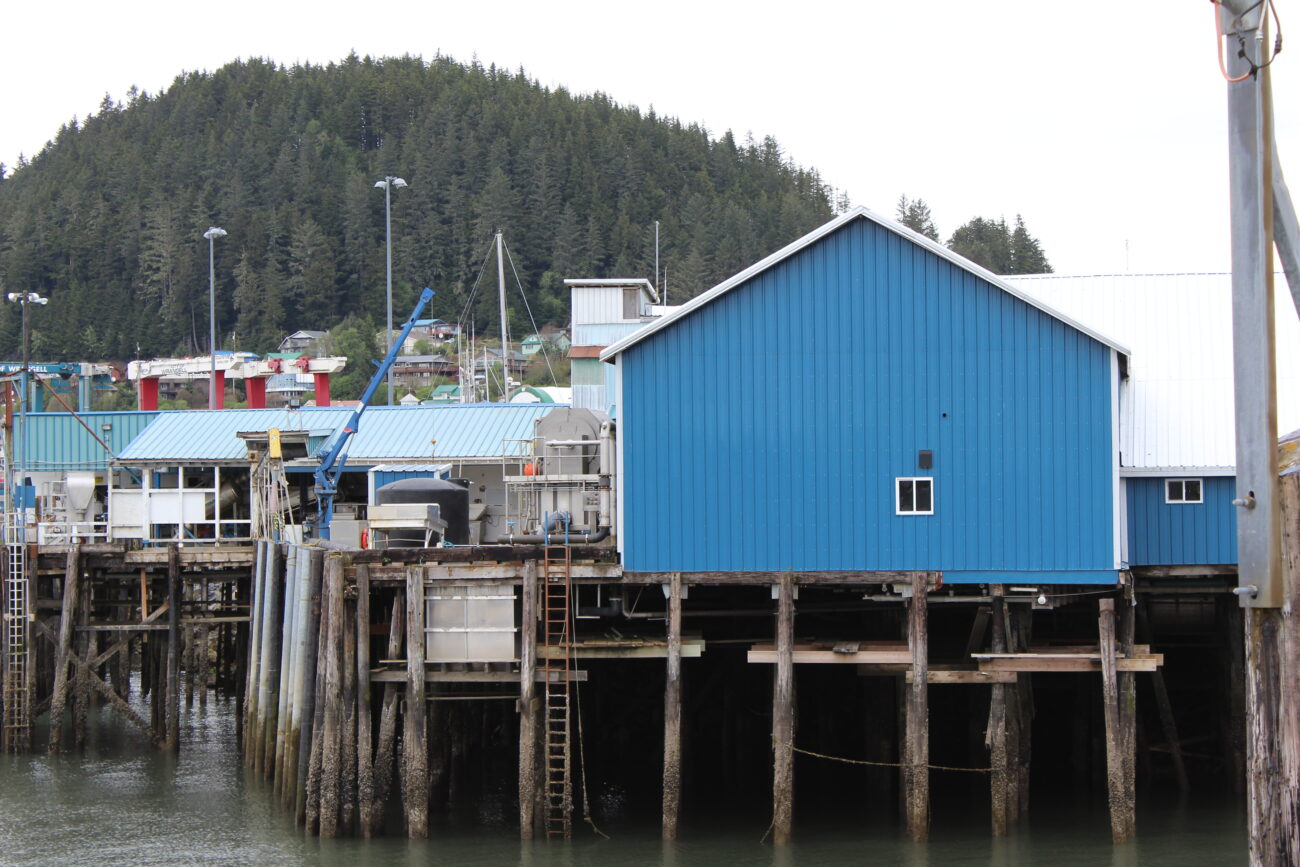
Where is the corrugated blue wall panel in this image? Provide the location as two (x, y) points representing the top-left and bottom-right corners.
(620, 218), (1116, 577)
(1126, 477), (1237, 565)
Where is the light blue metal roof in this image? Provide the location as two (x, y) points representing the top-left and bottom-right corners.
(117, 408), (353, 463)
(24, 411), (162, 472)
(329, 404), (558, 461)
(115, 404), (561, 464)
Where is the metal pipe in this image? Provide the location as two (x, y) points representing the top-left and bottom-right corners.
(501, 526), (610, 545)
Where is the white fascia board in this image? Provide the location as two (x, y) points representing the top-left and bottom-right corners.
(599, 207), (1130, 362)
(564, 277), (660, 305)
(1120, 466), (1236, 477)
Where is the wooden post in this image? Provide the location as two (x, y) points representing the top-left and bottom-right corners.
(72, 576), (91, 749)
(259, 543), (283, 776)
(244, 541), (266, 764)
(403, 566), (429, 838)
(295, 549), (326, 826)
(304, 553), (333, 833)
(986, 584), (1013, 836)
(319, 554), (344, 838)
(366, 595), (404, 837)
(518, 559), (538, 841)
(47, 545), (81, 753)
(1136, 599), (1188, 794)
(1246, 465), (1300, 863)
(1012, 606), (1034, 821)
(341, 585), (359, 837)
(165, 544), (181, 752)
(274, 547), (298, 790)
(1099, 598), (1134, 842)
(1118, 591), (1137, 817)
(356, 564), (375, 837)
(771, 572), (795, 846)
(663, 570), (683, 841)
(904, 572), (930, 843)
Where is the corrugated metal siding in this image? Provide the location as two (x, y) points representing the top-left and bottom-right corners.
(1126, 476), (1238, 565)
(26, 411), (161, 471)
(572, 288), (625, 327)
(574, 322), (647, 347)
(1005, 273), (1300, 470)
(620, 218), (1116, 577)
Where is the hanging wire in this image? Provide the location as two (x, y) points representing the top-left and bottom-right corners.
(502, 239), (560, 388)
(1215, 0), (1283, 82)
(456, 237), (499, 344)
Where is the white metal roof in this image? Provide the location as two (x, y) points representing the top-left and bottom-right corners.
(563, 278), (661, 305)
(1005, 272), (1300, 473)
(599, 207), (1129, 361)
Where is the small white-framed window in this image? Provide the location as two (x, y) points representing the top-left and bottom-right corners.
(1165, 478), (1203, 504)
(897, 477), (934, 515)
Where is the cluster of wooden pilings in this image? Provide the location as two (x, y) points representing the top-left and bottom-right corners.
(1, 543), (252, 755)
(243, 541), (436, 838)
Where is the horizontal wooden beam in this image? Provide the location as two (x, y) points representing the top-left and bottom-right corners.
(538, 640), (704, 660)
(624, 570), (928, 585)
(907, 669), (1019, 684)
(749, 648), (913, 664)
(371, 669), (587, 683)
(978, 656), (1162, 673)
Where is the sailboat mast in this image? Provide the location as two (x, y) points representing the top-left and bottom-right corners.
(496, 231), (509, 402)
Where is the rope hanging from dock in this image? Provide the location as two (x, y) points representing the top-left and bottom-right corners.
(790, 743), (992, 774)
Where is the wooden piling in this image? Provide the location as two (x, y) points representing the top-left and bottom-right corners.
(47, 545), (81, 753)
(258, 544), (283, 776)
(1246, 465), (1300, 863)
(355, 564), (375, 837)
(72, 580), (91, 749)
(289, 547), (324, 814)
(403, 566), (429, 838)
(273, 546), (298, 789)
(518, 559), (538, 841)
(904, 572), (930, 843)
(165, 544), (181, 751)
(341, 585), (359, 837)
(366, 595), (404, 837)
(318, 554), (345, 838)
(771, 572), (795, 846)
(663, 570), (683, 841)
(304, 552), (333, 833)
(244, 541), (267, 764)
(986, 585), (1013, 836)
(1011, 605), (1034, 820)
(1099, 597), (1135, 842)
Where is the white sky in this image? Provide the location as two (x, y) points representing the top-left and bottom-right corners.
(2, 0), (1294, 275)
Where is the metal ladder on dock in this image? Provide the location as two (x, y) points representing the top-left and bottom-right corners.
(540, 544), (574, 839)
(2, 514), (30, 752)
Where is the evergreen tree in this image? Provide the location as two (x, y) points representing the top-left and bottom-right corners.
(948, 217), (1013, 273)
(1009, 215), (1053, 274)
(895, 195), (939, 241)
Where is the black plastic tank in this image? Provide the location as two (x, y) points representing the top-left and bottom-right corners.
(376, 477), (471, 545)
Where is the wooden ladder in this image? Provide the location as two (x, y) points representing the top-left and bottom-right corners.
(540, 544), (573, 839)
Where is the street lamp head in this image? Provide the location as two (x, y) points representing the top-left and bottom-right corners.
(203, 226), (227, 240)
(392, 177), (407, 188)
(375, 176), (408, 189)
(6, 292), (46, 305)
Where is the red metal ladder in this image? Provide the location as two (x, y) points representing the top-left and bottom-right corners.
(540, 544), (573, 839)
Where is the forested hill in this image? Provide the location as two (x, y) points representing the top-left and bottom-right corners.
(0, 54), (837, 360)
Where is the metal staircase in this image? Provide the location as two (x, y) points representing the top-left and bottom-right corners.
(2, 514), (30, 752)
(540, 544), (574, 838)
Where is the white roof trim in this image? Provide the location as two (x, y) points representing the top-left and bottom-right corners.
(1120, 466), (1236, 478)
(564, 277), (661, 305)
(599, 207), (1130, 361)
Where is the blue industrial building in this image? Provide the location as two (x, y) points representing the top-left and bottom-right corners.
(603, 208), (1128, 583)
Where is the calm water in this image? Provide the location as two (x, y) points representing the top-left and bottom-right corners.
(0, 692), (1248, 866)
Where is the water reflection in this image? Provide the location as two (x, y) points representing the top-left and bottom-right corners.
(0, 693), (1250, 867)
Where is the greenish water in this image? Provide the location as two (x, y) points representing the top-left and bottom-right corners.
(0, 694), (1248, 866)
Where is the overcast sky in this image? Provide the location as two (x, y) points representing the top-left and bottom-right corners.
(3, 0), (1293, 275)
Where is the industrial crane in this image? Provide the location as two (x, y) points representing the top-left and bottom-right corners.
(312, 287), (434, 539)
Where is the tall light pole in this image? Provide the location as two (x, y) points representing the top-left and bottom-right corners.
(374, 176), (407, 405)
(203, 227), (227, 410)
(6, 291), (47, 532)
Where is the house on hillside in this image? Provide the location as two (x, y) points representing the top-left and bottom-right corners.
(279, 330), (326, 353)
(521, 331), (571, 356)
(601, 207), (1128, 582)
(390, 355), (458, 390)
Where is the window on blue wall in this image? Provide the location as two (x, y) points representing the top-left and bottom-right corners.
(1166, 478), (1203, 504)
(897, 478), (934, 515)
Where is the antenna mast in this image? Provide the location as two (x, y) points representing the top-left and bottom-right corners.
(496, 231), (509, 402)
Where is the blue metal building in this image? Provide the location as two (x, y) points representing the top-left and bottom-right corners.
(602, 208), (1128, 583)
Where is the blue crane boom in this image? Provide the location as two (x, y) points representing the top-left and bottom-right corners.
(312, 287), (435, 539)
